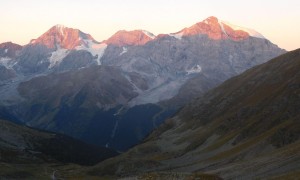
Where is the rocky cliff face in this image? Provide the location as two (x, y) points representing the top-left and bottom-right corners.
(13, 44), (52, 74)
(0, 65), (16, 81)
(0, 42), (22, 80)
(0, 42), (22, 58)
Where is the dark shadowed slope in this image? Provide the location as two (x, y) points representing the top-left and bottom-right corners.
(88, 49), (300, 179)
(12, 65), (161, 151)
(0, 119), (117, 167)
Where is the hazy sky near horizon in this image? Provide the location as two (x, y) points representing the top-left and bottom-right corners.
(0, 0), (299, 50)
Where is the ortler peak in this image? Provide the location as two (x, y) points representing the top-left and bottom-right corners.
(170, 16), (265, 41)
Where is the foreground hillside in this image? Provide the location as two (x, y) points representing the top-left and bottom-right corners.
(0, 119), (117, 178)
(86, 49), (300, 179)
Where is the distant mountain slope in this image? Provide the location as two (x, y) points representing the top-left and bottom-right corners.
(89, 49), (300, 179)
(6, 65), (168, 151)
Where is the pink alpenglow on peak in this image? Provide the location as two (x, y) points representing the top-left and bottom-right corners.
(30, 25), (98, 50)
(104, 30), (156, 47)
(29, 25), (108, 68)
(169, 16), (265, 41)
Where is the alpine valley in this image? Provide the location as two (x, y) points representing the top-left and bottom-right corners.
(1, 16), (298, 179)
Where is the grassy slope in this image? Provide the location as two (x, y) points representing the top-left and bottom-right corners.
(85, 49), (300, 179)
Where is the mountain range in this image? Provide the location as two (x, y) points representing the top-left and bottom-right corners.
(0, 16), (285, 152)
(0, 16), (298, 179)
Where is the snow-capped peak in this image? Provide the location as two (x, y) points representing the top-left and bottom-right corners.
(54, 24), (66, 35)
(26, 25), (108, 68)
(168, 16), (265, 41)
(219, 20), (265, 39)
(54, 24), (66, 29)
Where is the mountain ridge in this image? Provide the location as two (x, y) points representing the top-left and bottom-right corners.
(12, 16), (273, 49)
(0, 16), (286, 152)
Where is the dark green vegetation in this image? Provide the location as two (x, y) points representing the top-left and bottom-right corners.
(85, 49), (300, 179)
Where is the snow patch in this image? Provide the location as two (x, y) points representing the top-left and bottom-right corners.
(4, 49), (8, 53)
(129, 78), (188, 106)
(187, 65), (202, 75)
(0, 57), (12, 68)
(49, 47), (69, 68)
(76, 40), (107, 65)
(55, 24), (65, 36)
(125, 74), (143, 93)
(218, 20), (228, 36)
(111, 121), (119, 138)
(119, 47), (128, 56)
(169, 32), (184, 40)
(114, 107), (124, 116)
(142, 30), (156, 39)
(220, 20), (265, 39)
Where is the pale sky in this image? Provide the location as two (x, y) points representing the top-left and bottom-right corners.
(0, 0), (299, 50)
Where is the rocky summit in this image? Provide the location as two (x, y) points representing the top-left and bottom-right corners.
(30, 24), (97, 50)
(104, 30), (156, 46)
